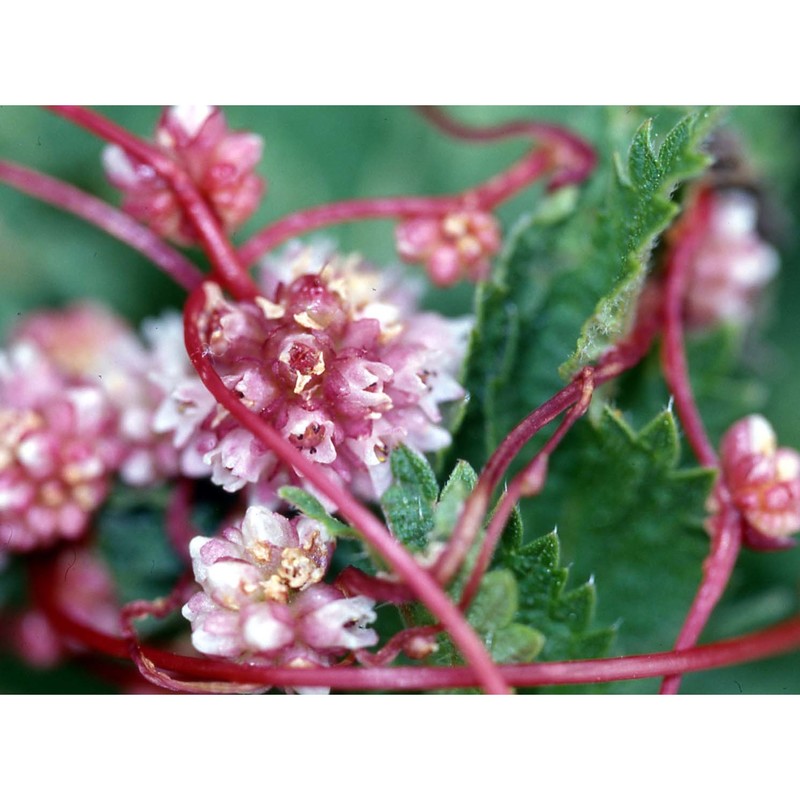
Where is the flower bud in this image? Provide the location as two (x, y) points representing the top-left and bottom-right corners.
(684, 191), (778, 328)
(182, 505), (378, 669)
(103, 105), (264, 245)
(396, 209), (501, 286)
(715, 415), (800, 544)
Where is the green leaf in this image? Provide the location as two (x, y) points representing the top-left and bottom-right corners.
(277, 486), (356, 537)
(561, 109), (720, 377)
(498, 530), (614, 663)
(450, 111), (722, 480)
(466, 568), (518, 632)
(380, 446), (439, 551)
(429, 568), (546, 674)
(432, 459), (478, 542)
(528, 406), (716, 680)
(490, 624), (546, 664)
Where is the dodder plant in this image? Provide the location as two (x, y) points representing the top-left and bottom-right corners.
(1, 106), (799, 694)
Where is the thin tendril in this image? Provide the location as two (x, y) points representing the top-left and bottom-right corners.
(0, 159), (203, 290)
(46, 106), (260, 301)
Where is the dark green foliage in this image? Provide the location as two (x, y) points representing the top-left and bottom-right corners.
(530, 407), (715, 668)
(452, 111), (720, 481)
(498, 529), (615, 663)
(562, 109), (719, 376)
(380, 446), (439, 551)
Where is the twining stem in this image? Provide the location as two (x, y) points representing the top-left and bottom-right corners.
(0, 160), (203, 291)
(46, 106), (261, 301)
(238, 150), (551, 267)
(660, 506), (742, 694)
(658, 187), (742, 694)
(355, 625), (440, 668)
(432, 381), (581, 587)
(183, 283), (511, 695)
(30, 554), (800, 690)
(661, 189), (718, 469)
(118, 574), (261, 694)
(238, 107), (595, 266)
(415, 106), (597, 190)
(335, 566), (415, 604)
(458, 370), (595, 612)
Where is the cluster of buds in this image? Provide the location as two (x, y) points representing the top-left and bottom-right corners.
(712, 415), (800, 548)
(396, 209), (501, 286)
(11, 303), (184, 488)
(158, 243), (470, 503)
(182, 505), (377, 678)
(103, 105), (264, 246)
(683, 189), (778, 328)
(0, 301), (219, 553)
(0, 341), (123, 552)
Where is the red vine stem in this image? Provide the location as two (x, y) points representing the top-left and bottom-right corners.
(433, 315), (659, 588)
(183, 282), (510, 695)
(660, 506), (742, 694)
(30, 555), (800, 690)
(238, 149), (551, 267)
(46, 106), (261, 301)
(238, 106), (595, 266)
(415, 106), (597, 190)
(335, 566), (415, 604)
(0, 160), (203, 291)
(657, 187), (742, 693)
(118, 573), (261, 694)
(661, 189), (718, 469)
(355, 625), (440, 668)
(458, 369), (596, 612)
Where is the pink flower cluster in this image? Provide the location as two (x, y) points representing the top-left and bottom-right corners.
(0, 303), (192, 552)
(713, 415), (800, 547)
(396, 209), (501, 286)
(0, 242), (470, 553)
(0, 341), (123, 552)
(12, 303), (183, 487)
(684, 190), (778, 328)
(182, 505), (377, 677)
(103, 105), (264, 246)
(161, 244), (470, 503)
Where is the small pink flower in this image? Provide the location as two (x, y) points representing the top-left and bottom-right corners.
(714, 415), (800, 545)
(182, 505), (377, 669)
(0, 343), (123, 552)
(103, 105), (264, 246)
(396, 209), (501, 285)
(684, 191), (778, 328)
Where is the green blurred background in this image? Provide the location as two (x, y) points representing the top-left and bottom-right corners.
(1, 106), (799, 693)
